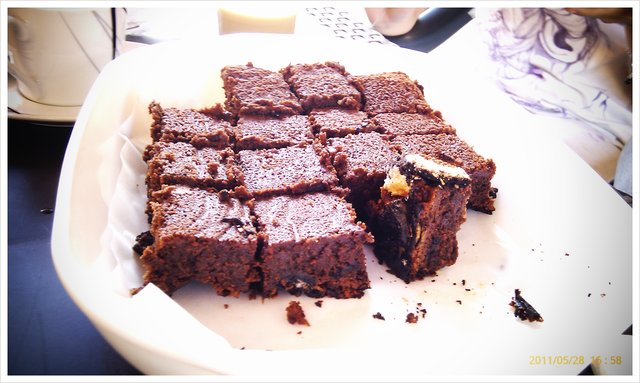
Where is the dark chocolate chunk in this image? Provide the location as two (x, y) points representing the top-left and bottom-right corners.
(509, 289), (544, 322)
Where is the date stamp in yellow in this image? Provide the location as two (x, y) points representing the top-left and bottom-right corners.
(529, 355), (623, 366)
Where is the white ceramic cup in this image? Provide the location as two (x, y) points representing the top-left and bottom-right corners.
(218, 6), (298, 35)
(8, 8), (126, 107)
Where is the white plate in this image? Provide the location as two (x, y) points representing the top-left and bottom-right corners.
(51, 33), (634, 377)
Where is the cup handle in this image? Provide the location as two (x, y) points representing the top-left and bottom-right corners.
(8, 15), (42, 99)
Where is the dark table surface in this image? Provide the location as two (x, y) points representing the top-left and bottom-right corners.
(7, 119), (141, 375)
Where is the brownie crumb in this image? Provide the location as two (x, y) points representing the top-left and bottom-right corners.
(456, 300), (462, 305)
(405, 313), (418, 323)
(132, 231), (154, 255)
(416, 304), (427, 318)
(509, 289), (544, 322)
(221, 217), (257, 236)
(314, 300), (323, 308)
(373, 312), (386, 320)
(297, 331), (302, 335)
(286, 301), (310, 326)
(224, 304), (229, 309)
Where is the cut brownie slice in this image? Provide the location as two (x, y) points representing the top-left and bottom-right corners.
(221, 62), (302, 117)
(149, 101), (232, 149)
(281, 62), (361, 112)
(369, 154), (471, 283)
(392, 133), (496, 213)
(141, 185), (259, 296)
(372, 112), (456, 136)
(328, 132), (401, 202)
(144, 142), (237, 195)
(350, 72), (432, 116)
(309, 108), (380, 138)
(254, 192), (372, 298)
(234, 114), (313, 151)
(236, 144), (339, 198)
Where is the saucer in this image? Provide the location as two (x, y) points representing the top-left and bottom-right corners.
(7, 75), (81, 125)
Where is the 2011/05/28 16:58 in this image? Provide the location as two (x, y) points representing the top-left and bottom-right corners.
(528, 355), (623, 366)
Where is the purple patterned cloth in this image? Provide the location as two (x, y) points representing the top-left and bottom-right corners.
(478, 8), (632, 150)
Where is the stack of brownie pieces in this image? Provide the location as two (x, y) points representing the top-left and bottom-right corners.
(136, 61), (496, 299)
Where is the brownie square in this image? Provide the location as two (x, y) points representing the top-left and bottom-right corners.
(369, 155), (472, 282)
(143, 142), (237, 195)
(392, 134), (497, 213)
(141, 185), (259, 296)
(254, 192), (372, 298)
(221, 63), (302, 117)
(234, 114), (313, 151)
(281, 62), (361, 112)
(350, 72), (432, 116)
(372, 112), (456, 136)
(236, 144), (339, 198)
(149, 101), (232, 149)
(309, 108), (380, 138)
(328, 132), (401, 200)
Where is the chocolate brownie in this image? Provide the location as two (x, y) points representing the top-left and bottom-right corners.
(392, 133), (497, 213)
(149, 101), (232, 149)
(281, 62), (361, 112)
(236, 144), (339, 198)
(254, 192), (372, 298)
(140, 185), (259, 296)
(328, 132), (401, 202)
(234, 114), (313, 150)
(144, 142), (237, 195)
(372, 112), (456, 136)
(350, 72), (432, 116)
(309, 108), (379, 138)
(221, 62), (302, 117)
(137, 62), (500, 301)
(369, 154), (471, 283)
